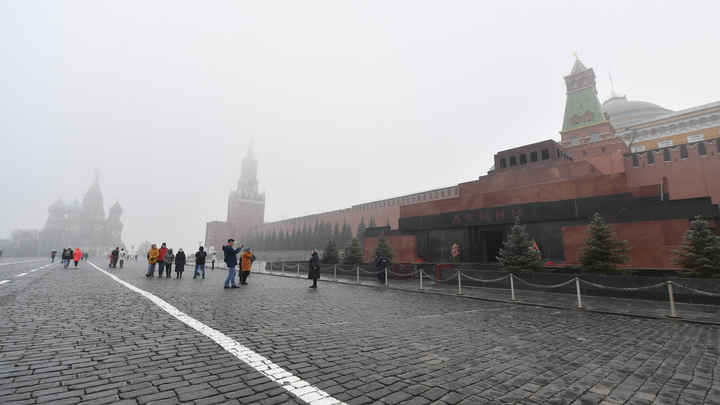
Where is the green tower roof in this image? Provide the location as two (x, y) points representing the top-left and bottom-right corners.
(570, 58), (588, 75)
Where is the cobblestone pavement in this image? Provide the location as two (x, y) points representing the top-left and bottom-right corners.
(1, 258), (719, 404)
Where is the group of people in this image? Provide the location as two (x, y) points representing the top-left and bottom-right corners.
(221, 239), (254, 288)
(107, 247), (127, 268)
(51, 249), (89, 264)
(59, 247), (83, 268)
(145, 242), (210, 279)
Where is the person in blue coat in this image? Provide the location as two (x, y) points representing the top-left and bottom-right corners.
(222, 239), (243, 289)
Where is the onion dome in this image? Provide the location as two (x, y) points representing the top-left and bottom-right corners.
(66, 199), (85, 213)
(109, 200), (123, 215)
(48, 197), (66, 214)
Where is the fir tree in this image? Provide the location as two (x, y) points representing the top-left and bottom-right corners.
(341, 238), (365, 265)
(577, 213), (632, 275)
(276, 229), (285, 251)
(324, 222), (333, 246)
(368, 216), (377, 228)
(268, 228), (277, 251)
(301, 223), (310, 250)
(497, 217), (544, 272)
(356, 218), (367, 246)
(372, 231), (395, 263)
(339, 220), (353, 249)
(332, 221), (341, 243)
(257, 230), (266, 251)
(672, 215), (720, 278)
(321, 239), (340, 264)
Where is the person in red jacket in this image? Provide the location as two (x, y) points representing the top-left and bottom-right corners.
(73, 248), (83, 268)
(157, 243), (168, 277)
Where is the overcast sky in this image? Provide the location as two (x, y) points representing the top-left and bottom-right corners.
(1, 1), (719, 251)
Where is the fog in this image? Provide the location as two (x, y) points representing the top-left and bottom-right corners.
(1, 1), (719, 252)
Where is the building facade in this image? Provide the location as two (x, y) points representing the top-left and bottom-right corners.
(38, 170), (124, 257)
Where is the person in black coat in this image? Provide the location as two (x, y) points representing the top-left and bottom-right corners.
(308, 249), (320, 288)
(375, 251), (388, 283)
(175, 248), (186, 278)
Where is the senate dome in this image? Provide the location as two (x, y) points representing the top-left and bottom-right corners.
(603, 94), (673, 129)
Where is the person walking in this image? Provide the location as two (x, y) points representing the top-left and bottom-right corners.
(194, 246), (207, 279)
(240, 248), (253, 285)
(175, 248), (186, 278)
(157, 243), (168, 277)
(308, 248), (320, 288)
(62, 247), (72, 268)
(146, 244), (159, 277)
(119, 248), (126, 268)
(110, 247), (120, 268)
(375, 250), (388, 283)
(163, 248), (175, 278)
(73, 248), (83, 268)
(222, 239), (243, 289)
(51, 249), (57, 263)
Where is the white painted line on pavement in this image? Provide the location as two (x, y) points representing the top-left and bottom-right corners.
(0, 280), (9, 285)
(30, 269), (38, 272)
(88, 262), (347, 405)
(16, 273), (28, 277)
(0, 259), (45, 266)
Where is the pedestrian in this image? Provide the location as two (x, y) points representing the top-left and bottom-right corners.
(308, 248), (320, 288)
(164, 248), (175, 278)
(157, 243), (168, 277)
(146, 244), (159, 277)
(110, 247), (120, 268)
(194, 246), (207, 279)
(62, 247), (72, 268)
(73, 248), (83, 268)
(240, 247), (253, 285)
(375, 250), (388, 283)
(83, 252), (89, 261)
(51, 249), (57, 263)
(222, 239), (243, 289)
(175, 248), (186, 278)
(119, 248), (126, 268)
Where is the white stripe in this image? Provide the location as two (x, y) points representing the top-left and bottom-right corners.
(0, 280), (9, 285)
(16, 273), (28, 277)
(87, 262), (347, 405)
(30, 269), (38, 272)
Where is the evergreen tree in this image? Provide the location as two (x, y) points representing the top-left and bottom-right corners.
(339, 220), (353, 249)
(372, 231), (395, 263)
(356, 217), (366, 246)
(368, 216), (377, 228)
(290, 225), (298, 250)
(497, 217), (544, 272)
(276, 229), (285, 251)
(578, 213), (632, 275)
(311, 219), (320, 248)
(301, 223), (310, 250)
(672, 215), (720, 278)
(257, 230), (266, 251)
(322, 239), (340, 264)
(341, 237), (365, 265)
(332, 221), (341, 244)
(324, 221), (333, 246)
(268, 228), (277, 251)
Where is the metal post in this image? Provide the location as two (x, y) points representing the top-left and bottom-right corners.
(281, 263), (284, 275)
(297, 264), (300, 277)
(667, 282), (678, 318)
(356, 266), (360, 284)
(333, 265), (337, 282)
(510, 274), (517, 301)
(384, 267), (388, 287)
(575, 278), (585, 309)
(457, 272), (462, 295)
(419, 269), (424, 290)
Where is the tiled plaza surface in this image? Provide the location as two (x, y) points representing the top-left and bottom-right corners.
(0, 258), (718, 404)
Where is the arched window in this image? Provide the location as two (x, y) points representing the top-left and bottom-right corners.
(588, 132), (600, 142)
(570, 136), (580, 146)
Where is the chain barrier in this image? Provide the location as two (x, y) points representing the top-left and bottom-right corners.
(577, 279), (668, 292)
(668, 281), (720, 297)
(262, 262), (719, 316)
(512, 276), (577, 289)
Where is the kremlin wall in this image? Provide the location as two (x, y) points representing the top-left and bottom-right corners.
(206, 58), (720, 270)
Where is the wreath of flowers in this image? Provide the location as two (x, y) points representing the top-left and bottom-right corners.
(450, 243), (461, 263)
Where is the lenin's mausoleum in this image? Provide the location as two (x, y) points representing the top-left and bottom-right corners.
(206, 58), (720, 270)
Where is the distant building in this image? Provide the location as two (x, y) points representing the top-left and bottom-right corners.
(38, 170), (124, 257)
